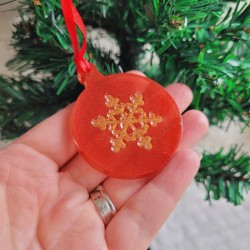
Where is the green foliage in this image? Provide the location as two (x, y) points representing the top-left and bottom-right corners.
(196, 146), (250, 205)
(0, 0), (250, 204)
(143, 0), (250, 125)
(0, 75), (81, 139)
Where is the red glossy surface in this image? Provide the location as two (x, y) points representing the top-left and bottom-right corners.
(72, 65), (182, 179)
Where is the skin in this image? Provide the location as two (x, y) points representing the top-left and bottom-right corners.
(0, 71), (209, 250)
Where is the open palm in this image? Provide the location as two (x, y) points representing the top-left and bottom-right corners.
(0, 73), (208, 250)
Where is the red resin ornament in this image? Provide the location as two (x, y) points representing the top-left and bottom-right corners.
(61, 0), (182, 179)
(72, 64), (182, 179)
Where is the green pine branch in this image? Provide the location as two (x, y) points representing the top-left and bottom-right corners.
(0, 40), (120, 139)
(141, 0), (250, 125)
(196, 146), (250, 205)
(0, 75), (81, 139)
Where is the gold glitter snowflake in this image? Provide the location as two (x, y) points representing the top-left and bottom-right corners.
(91, 93), (163, 153)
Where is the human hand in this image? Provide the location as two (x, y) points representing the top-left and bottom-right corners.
(0, 72), (208, 250)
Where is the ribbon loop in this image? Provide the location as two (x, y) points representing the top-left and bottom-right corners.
(61, 0), (91, 85)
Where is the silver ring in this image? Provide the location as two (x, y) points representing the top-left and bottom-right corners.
(90, 185), (117, 226)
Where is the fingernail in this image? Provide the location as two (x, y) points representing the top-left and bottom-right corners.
(194, 148), (203, 160)
(126, 70), (146, 77)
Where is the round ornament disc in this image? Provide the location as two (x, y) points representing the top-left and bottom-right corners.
(72, 65), (182, 179)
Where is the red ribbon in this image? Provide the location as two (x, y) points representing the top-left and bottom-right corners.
(61, 0), (91, 84)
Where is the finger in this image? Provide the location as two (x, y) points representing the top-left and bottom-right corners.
(61, 154), (107, 189)
(13, 104), (77, 168)
(166, 83), (193, 113)
(106, 149), (200, 250)
(179, 110), (209, 149)
(102, 177), (150, 210)
(63, 82), (193, 191)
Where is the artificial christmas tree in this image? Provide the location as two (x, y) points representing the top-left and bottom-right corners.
(0, 0), (249, 204)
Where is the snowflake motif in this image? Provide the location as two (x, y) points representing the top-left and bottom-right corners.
(91, 93), (163, 153)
